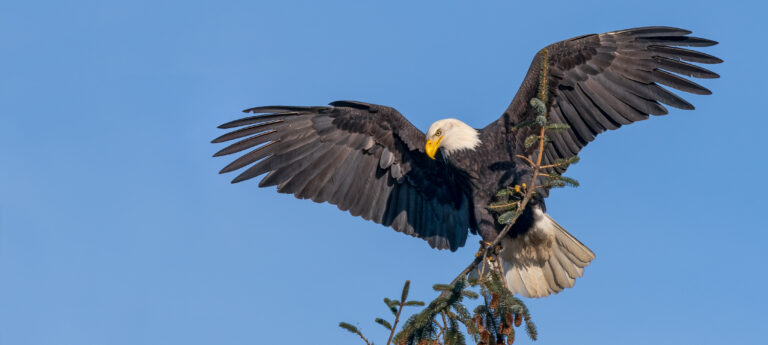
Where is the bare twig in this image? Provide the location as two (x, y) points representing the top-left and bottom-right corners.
(386, 299), (406, 345)
(515, 154), (536, 167)
(354, 328), (372, 345)
(445, 48), (552, 293)
(439, 312), (449, 344)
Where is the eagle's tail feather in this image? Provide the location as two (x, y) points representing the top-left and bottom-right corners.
(478, 213), (595, 298)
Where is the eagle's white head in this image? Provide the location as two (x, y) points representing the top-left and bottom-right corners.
(425, 118), (481, 159)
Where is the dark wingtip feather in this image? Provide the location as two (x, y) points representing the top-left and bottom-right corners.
(677, 100), (696, 111)
(688, 37), (719, 47)
(211, 134), (230, 143)
(639, 36), (719, 47)
(231, 175), (249, 184)
(242, 106), (286, 113)
(653, 69), (713, 95)
(618, 26), (692, 37)
(212, 148), (229, 158)
(219, 165), (236, 174)
(243, 105), (329, 114)
(652, 56), (721, 79)
(218, 117), (257, 129)
(329, 100), (372, 110)
(219, 158), (248, 174)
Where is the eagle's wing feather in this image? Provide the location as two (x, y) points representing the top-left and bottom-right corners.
(490, 26), (721, 186)
(213, 101), (471, 250)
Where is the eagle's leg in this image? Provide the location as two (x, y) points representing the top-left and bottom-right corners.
(474, 240), (491, 257)
(474, 240), (503, 259)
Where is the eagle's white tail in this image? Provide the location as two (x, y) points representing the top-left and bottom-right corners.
(477, 211), (595, 298)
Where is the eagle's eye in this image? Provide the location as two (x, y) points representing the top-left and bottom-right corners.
(435, 129), (442, 137)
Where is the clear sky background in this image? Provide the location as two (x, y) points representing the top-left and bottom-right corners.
(1, 1), (766, 344)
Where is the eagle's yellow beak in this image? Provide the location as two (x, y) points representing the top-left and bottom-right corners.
(425, 135), (444, 159)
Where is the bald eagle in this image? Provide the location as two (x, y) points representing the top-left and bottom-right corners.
(213, 27), (720, 298)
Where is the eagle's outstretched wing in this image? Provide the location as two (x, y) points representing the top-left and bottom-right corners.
(213, 101), (471, 250)
(490, 26), (721, 183)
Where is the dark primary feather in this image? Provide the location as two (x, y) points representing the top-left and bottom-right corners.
(491, 26), (721, 186)
(212, 101), (472, 250)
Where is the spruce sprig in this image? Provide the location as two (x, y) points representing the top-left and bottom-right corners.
(339, 280), (427, 345)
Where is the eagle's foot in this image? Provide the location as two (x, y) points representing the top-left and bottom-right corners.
(475, 241), (502, 259)
(475, 241), (493, 257)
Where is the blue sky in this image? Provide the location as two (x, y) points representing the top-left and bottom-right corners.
(1, 0), (766, 344)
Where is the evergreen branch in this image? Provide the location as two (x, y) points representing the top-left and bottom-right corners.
(529, 98), (547, 117)
(554, 175), (580, 187)
(384, 298), (399, 314)
(538, 48), (549, 103)
(544, 123), (570, 131)
(526, 315), (538, 341)
(401, 280), (411, 302)
(497, 211), (518, 225)
(524, 134), (539, 149)
(339, 322), (372, 345)
(395, 280), (467, 345)
(404, 301), (426, 307)
(487, 201), (518, 213)
(376, 318), (393, 331)
(440, 312), (449, 344)
(386, 281), (410, 345)
(539, 156), (580, 170)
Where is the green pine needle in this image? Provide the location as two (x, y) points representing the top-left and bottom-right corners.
(524, 134), (539, 149)
(526, 319), (538, 341)
(545, 123), (571, 131)
(556, 175), (580, 187)
(401, 280), (411, 302)
(488, 201), (518, 213)
(498, 210), (518, 224)
(529, 97), (547, 116)
(445, 318), (466, 345)
(375, 318), (392, 330)
(404, 301), (426, 307)
(338, 322), (360, 334)
(384, 298), (399, 314)
(554, 156), (580, 167)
